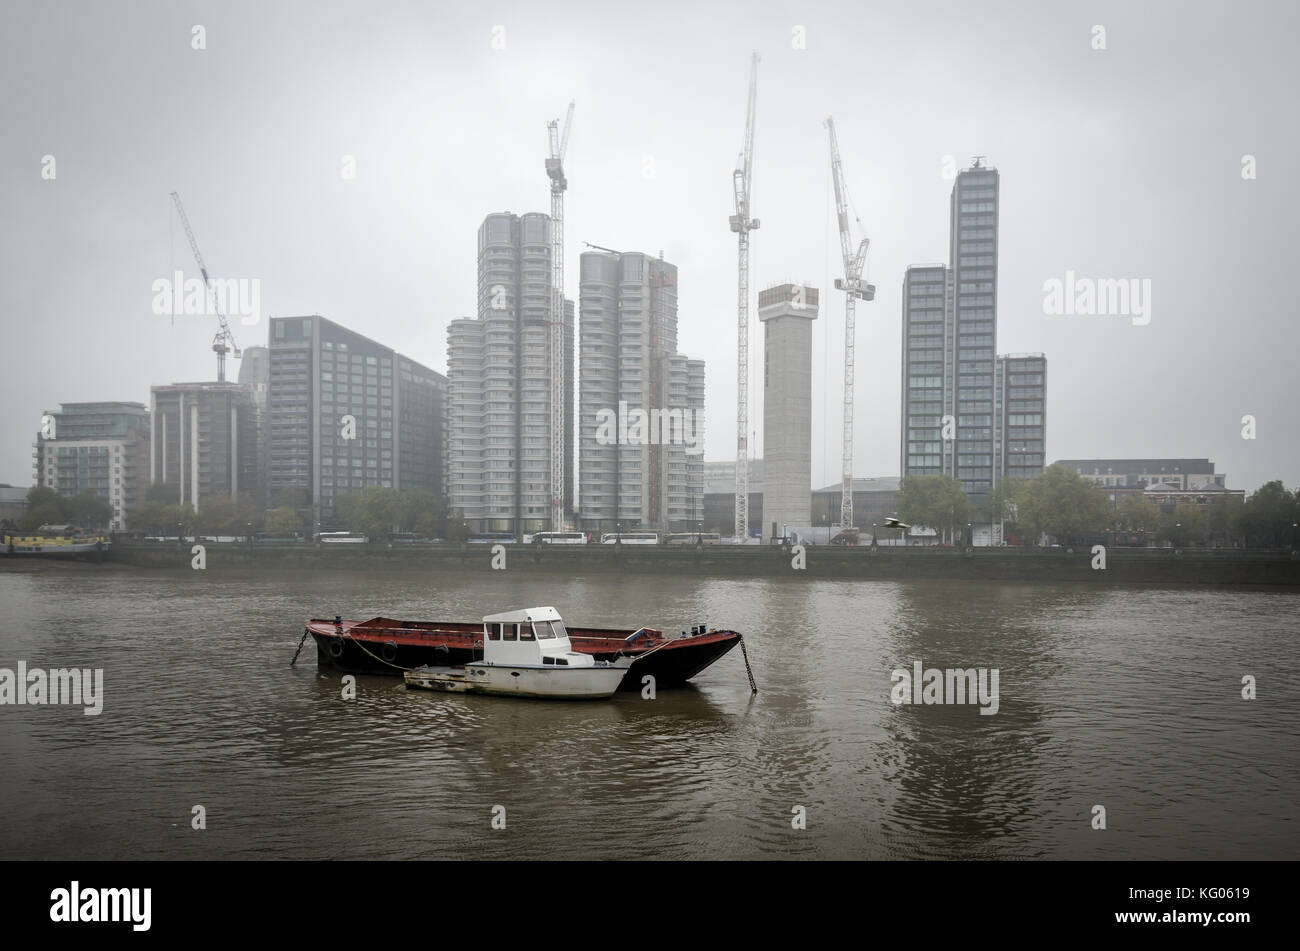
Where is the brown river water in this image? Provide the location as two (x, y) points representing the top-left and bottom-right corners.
(1, 562), (1296, 859)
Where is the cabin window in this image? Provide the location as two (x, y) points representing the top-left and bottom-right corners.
(487, 624), (501, 641)
(543, 656), (555, 665)
(534, 621), (556, 639)
(551, 620), (568, 639)
(555, 658), (569, 666)
(503, 623), (517, 642)
(519, 623), (535, 641)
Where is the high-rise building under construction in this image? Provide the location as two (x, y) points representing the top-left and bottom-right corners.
(447, 212), (574, 536)
(577, 249), (704, 533)
(759, 283), (818, 536)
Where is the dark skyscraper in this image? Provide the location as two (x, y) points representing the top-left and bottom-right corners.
(267, 315), (446, 526)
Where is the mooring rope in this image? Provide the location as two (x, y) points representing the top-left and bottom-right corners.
(622, 634), (677, 661)
(342, 631), (429, 672)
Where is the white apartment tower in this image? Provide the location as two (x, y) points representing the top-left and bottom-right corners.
(447, 212), (574, 535)
(578, 250), (704, 532)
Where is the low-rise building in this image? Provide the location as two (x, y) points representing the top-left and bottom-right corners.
(1053, 458), (1243, 514)
(1054, 457), (1225, 490)
(32, 402), (151, 530)
(810, 477), (902, 533)
(702, 460), (763, 536)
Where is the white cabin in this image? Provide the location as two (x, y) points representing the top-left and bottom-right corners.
(480, 607), (597, 669)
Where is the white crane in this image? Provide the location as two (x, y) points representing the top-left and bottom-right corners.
(546, 101), (574, 532)
(824, 117), (875, 530)
(169, 191), (241, 383)
(730, 52), (761, 542)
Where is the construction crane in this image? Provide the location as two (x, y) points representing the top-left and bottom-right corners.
(824, 117), (875, 530)
(170, 191), (241, 382)
(729, 52), (760, 542)
(546, 101), (575, 532)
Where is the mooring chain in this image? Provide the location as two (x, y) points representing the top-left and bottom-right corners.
(289, 629), (310, 667)
(739, 636), (759, 695)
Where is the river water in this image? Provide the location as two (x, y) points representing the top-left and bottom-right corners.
(1, 562), (1296, 860)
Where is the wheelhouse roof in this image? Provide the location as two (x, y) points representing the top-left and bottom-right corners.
(482, 606), (563, 625)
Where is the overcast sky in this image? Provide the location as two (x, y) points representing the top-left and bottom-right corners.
(2, 0), (1297, 493)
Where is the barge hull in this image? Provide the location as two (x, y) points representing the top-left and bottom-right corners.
(307, 619), (741, 689)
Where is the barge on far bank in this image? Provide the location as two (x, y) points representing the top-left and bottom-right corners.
(304, 611), (742, 691)
(3, 527), (109, 561)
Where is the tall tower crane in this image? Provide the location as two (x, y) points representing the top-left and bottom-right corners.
(730, 52), (761, 541)
(170, 191), (241, 383)
(546, 102), (575, 532)
(824, 117), (875, 530)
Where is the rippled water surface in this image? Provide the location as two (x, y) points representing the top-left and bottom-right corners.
(1, 563), (1296, 859)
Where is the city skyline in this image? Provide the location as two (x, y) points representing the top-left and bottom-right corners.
(3, 1), (1297, 495)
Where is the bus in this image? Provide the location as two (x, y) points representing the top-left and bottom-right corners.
(664, 532), (721, 546)
(468, 532), (517, 544)
(1062, 530), (1152, 549)
(253, 532), (304, 544)
(389, 532), (437, 545)
(600, 531), (660, 545)
(528, 531), (588, 545)
(318, 531), (368, 544)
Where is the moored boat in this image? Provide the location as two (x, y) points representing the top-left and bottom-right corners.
(3, 527), (110, 561)
(404, 607), (628, 699)
(303, 611), (743, 690)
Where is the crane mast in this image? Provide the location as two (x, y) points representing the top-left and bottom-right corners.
(824, 118), (874, 530)
(546, 102), (574, 532)
(729, 52), (760, 541)
(169, 191), (241, 383)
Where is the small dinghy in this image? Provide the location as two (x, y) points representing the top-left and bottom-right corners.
(403, 606), (628, 700)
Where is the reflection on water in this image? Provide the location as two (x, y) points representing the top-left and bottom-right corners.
(0, 564), (1296, 859)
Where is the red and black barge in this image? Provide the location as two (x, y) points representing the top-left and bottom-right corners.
(303, 616), (742, 690)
